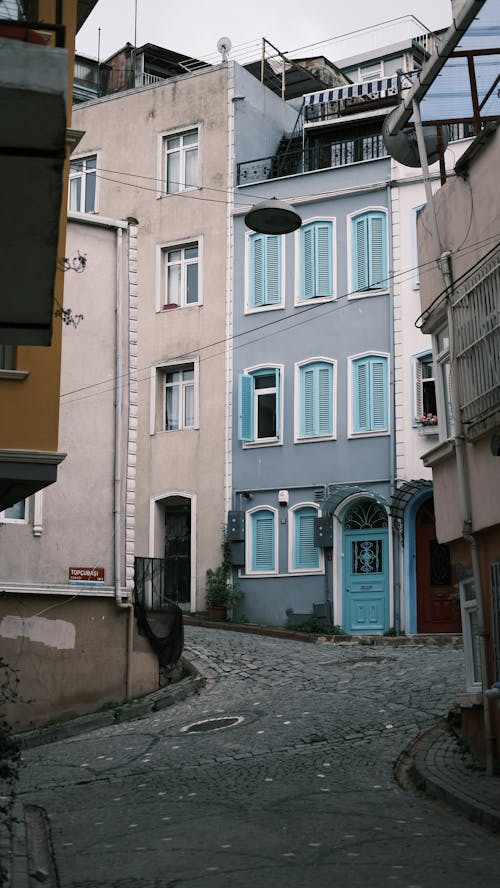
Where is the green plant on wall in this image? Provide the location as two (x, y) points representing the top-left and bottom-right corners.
(205, 531), (244, 610)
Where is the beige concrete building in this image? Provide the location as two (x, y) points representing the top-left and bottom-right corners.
(0, 215), (159, 728)
(71, 63), (233, 613)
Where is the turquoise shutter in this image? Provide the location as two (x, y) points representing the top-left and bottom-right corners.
(252, 511), (274, 571)
(370, 357), (388, 430)
(316, 223), (333, 297)
(368, 213), (387, 289)
(238, 374), (254, 441)
(265, 235), (281, 304)
(318, 365), (333, 435)
(295, 508), (319, 569)
(354, 359), (369, 432)
(353, 216), (368, 292)
(302, 226), (314, 299)
(250, 234), (264, 307)
(301, 223), (332, 299)
(302, 366), (315, 435)
(300, 363), (332, 437)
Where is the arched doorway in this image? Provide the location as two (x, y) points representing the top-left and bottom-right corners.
(415, 498), (461, 633)
(342, 499), (389, 634)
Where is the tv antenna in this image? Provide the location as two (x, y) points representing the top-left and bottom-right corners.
(217, 36), (232, 63)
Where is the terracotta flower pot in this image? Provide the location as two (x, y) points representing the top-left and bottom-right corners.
(207, 605), (226, 621)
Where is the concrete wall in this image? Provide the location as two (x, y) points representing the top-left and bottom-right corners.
(0, 596), (156, 729)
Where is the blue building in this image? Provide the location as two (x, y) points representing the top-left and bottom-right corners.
(229, 21), (465, 633)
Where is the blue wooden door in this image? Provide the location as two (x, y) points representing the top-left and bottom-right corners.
(343, 529), (389, 633)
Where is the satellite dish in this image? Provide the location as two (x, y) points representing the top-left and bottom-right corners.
(217, 36), (232, 62)
(383, 109), (448, 168)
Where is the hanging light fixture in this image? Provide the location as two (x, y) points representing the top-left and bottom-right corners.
(244, 198), (302, 234)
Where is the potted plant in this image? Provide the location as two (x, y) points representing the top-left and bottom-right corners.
(205, 533), (243, 621)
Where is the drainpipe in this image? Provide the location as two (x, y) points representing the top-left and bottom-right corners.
(387, 181), (401, 634)
(413, 99), (494, 774)
(114, 227), (123, 607)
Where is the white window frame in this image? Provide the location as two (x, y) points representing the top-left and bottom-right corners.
(294, 357), (336, 443)
(434, 326), (455, 440)
(244, 230), (285, 314)
(0, 499), (28, 524)
(412, 205), (425, 289)
(156, 237), (203, 311)
(157, 126), (201, 196)
(240, 364), (284, 448)
(358, 61), (384, 82)
(347, 206), (389, 299)
(460, 578), (482, 693)
(150, 357), (199, 435)
(68, 153), (98, 214)
(348, 351), (390, 438)
(413, 350), (438, 426)
(245, 505), (279, 576)
(288, 502), (323, 574)
(294, 217), (336, 306)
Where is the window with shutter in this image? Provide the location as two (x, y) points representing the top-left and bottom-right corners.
(249, 234), (283, 309)
(298, 360), (334, 439)
(300, 221), (333, 301)
(351, 210), (388, 293)
(238, 368), (281, 443)
(251, 509), (276, 572)
(352, 355), (388, 434)
(294, 506), (320, 570)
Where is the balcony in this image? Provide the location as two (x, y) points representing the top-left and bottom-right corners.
(73, 55), (111, 103)
(237, 134), (388, 185)
(453, 247), (500, 438)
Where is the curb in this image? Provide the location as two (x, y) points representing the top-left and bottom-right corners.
(395, 722), (500, 835)
(14, 671), (206, 751)
(184, 615), (463, 647)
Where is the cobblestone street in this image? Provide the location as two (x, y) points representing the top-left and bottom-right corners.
(18, 628), (499, 887)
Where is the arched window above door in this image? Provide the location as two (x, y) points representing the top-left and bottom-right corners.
(344, 499), (388, 530)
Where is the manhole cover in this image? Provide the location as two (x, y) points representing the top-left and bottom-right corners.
(181, 716), (244, 733)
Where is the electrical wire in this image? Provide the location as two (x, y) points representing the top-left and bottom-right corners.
(59, 228), (500, 408)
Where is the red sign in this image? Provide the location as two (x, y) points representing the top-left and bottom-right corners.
(69, 567), (105, 584)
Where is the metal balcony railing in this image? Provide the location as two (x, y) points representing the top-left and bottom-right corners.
(453, 247), (500, 432)
(237, 134), (388, 184)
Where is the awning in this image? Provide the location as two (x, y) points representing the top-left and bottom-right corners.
(304, 75), (398, 107)
(320, 484), (389, 515)
(390, 479), (432, 522)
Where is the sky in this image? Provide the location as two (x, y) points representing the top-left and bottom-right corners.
(76, 0), (455, 65)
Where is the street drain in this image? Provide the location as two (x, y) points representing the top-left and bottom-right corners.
(181, 716), (244, 733)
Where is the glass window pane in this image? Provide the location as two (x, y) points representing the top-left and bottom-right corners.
(254, 373), (275, 390)
(185, 245), (198, 260)
(183, 131), (198, 146)
(71, 161), (84, 173)
(166, 385), (179, 430)
(182, 368), (194, 382)
(69, 177), (81, 211)
(185, 148), (198, 188)
(167, 264), (181, 305)
(186, 263), (198, 304)
(167, 136), (180, 150)
(184, 383), (195, 427)
(84, 172), (96, 212)
(257, 392), (276, 438)
(85, 155), (97, 169)
(168, 249), (182, 263)
(167, 152), (180, 193)
(4, 500), (25, 520)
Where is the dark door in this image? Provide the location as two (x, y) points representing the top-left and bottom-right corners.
(164, 503), (191, 604)
(416, 498), (461, 633)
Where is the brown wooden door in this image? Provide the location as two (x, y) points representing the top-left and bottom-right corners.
(416, 498), (461, 633)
